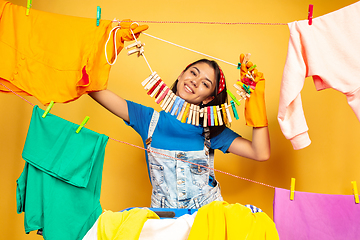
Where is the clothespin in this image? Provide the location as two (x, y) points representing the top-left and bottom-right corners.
(181, 103), (191, 123)
(221, 104), (228, 125)
(154, 83), (166, 99)
(42, 101), (54, 118)
(290, 178), (295, 201)
(351, 181), (359, 204)
(203, 108), (208, 127)
(145, 75), (160, 91)
(156, 86), (169, 104)
(170, 97), (181, 115)
(209, 106), (214, 126)
(227, 89), (241, 106)
(248, 64), (256, 71)
(142, 72), (157, 86)
(148, 79), (162, 96)
(26, 0), (32, 16)
(161, 90), (172, 109)
(76, 116), (90, 134)
(126, 41), (145, 57)
(96, 6), (101, 26)
(230, 100), (239, 120)
(165, 93), (176, 112)
(237, 63), (241, 70)
(216, 106), (223, 126)
(224, 103), (232, 123)
(308, 4), (313, 25)
(187, 104), (194, 124)
(213, 106), (218, 126)
(177, 100), (186, 120)
(195, 105), (200, 126)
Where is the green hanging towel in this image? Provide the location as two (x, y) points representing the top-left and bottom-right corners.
(16, 105), (108, 240)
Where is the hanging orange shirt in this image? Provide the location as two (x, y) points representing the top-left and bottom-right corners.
(0, 0), (118, 104)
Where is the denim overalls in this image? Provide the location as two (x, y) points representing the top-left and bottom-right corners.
(147, 111), (223, 209)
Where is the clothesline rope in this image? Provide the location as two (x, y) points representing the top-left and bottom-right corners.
(115, 20), (288, 26)
(142, 33), (237, 67)
(0, 81), (275, 189)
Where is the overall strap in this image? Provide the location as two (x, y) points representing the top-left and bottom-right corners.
(145, 110), (160, 146)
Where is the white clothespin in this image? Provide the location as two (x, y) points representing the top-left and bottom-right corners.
(142, 72), (157, 86)
(187, 104), (194, 124)
(165, 93), (176, 113)
(224, 103), (232, 123)
(160, 90), (172, 109)
(203, 107), (208, 127)
(195, 105), (200, 126)
(126, 41), (145, 57)
(216, 105), (223, 126)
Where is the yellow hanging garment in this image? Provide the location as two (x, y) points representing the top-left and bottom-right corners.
(97, 209), (159, 240)
(0, 0), (147, 105)
(187, 201), (279, 240)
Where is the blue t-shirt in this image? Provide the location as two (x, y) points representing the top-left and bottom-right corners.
(125, 100), (240, 153)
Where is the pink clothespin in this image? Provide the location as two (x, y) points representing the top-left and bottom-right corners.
(308, 4), (313, 25)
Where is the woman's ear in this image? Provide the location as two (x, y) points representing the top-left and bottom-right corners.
(202, 96), (215, 105)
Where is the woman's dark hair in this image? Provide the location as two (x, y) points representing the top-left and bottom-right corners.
(171, 59), (228, 138)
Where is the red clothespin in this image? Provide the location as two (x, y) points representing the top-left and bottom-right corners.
(308, 4), (314, 25)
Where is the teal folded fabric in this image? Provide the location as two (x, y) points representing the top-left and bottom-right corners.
(16, 105), (108, 240)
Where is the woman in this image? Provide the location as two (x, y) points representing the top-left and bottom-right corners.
(89, 54), (270, 209)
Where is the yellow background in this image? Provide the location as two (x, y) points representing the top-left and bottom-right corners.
(1, 0), (360, 239)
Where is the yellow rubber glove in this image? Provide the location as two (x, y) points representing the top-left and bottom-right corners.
(112, 19), (148, 55)
(240, 53), (268, 127)
(117, 19), (149, 43)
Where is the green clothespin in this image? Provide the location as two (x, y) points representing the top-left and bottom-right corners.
(248, 64), (256, 71)
(76, 116), (90, 133)
(226, 89), (241, 106)
(26, 0), (32, 16)
(237, 63), (241, 70)
(42, 101), (54, 118)
(230, 100), (239, 120)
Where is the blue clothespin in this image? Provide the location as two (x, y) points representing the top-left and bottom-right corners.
(210, 105), (214, 126)
(26, 0), (32, 16)
(76, 116), (90, 134)
(170, 97), (181, 115)
(230, 100), (239, 120)
(42, 101), (54, 118)
(176, 99), (185, 117)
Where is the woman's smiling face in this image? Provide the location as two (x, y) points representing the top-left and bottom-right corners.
(176, 62), (216, 105)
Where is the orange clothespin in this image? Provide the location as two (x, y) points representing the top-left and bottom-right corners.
(290, 178), (296, 201)
(351, 181), (359, 204)
(221, 104), (228, 125)
(308, 4), (314, 25)
(42, 101), (54, 118)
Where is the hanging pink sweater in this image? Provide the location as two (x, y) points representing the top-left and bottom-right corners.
(278, 1), (360, 150)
